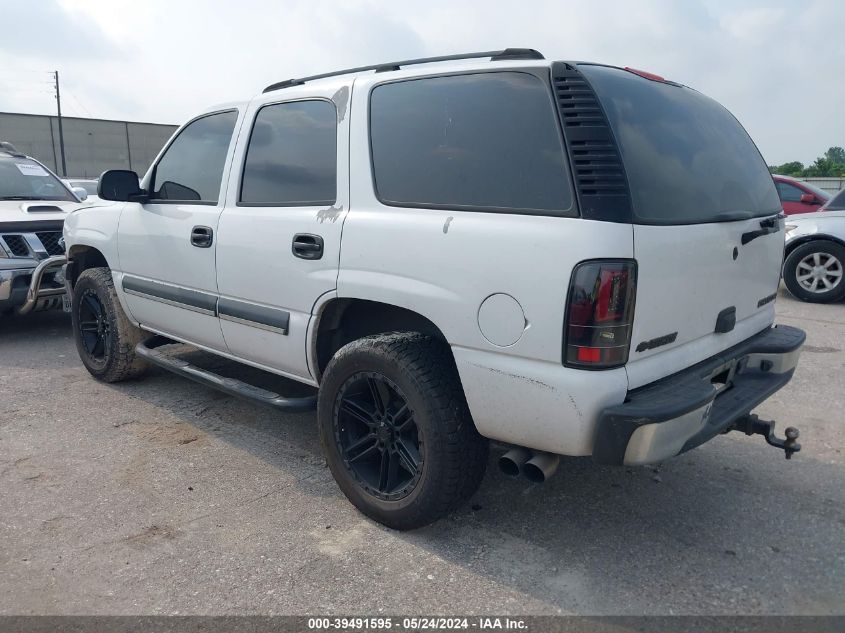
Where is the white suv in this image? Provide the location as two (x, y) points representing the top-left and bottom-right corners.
(63, 49), (805, 529)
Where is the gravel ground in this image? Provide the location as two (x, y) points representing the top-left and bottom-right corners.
(0, 288), (843, 616)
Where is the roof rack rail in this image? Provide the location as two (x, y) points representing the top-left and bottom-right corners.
(262, 48), (544, 93)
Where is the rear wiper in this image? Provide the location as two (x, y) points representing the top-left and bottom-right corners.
(741, 213), (784, 245)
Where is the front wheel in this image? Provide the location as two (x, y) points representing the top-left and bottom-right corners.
(71, 267), (148, 382)
(783, 240), (845, 303)
(318, 333), (488, 530)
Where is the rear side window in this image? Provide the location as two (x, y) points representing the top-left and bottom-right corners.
(579, 65), (781, 225)
(151, 110), (237, 203)
(370, 72), (573, 215)
(240, 100), (337, 206)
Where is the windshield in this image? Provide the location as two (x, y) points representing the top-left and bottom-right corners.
(825, 189), (845, 211)
(70, 180), (98, 196)
(0, 156), (75, 201)
(579, 64), (782, 225)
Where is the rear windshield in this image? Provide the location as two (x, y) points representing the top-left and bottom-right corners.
(579, 64), (781, 225)
(827, 189), (845, 211)
(0, 156), (74, 201)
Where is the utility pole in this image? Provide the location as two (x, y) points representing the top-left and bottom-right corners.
(54, 71), (67, 176)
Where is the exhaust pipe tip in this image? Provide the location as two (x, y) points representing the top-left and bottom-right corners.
(498, 447), (531, 477)
(523, 452), (560, 483)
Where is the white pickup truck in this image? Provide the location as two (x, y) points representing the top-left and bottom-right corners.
(63, 49), (805, 529)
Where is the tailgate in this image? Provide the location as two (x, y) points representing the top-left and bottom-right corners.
(627, 218), (783, 388)
(575, 64), (786, 389)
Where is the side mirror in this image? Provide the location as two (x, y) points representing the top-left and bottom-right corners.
(71, 186), (88, 201)
(800, 193), (816, 204)
(98, 169), (146, 202)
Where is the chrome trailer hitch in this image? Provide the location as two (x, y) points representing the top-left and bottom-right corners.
(729, 414), (801, 459)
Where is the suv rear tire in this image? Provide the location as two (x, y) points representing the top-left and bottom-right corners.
(317, 332), (488, 530)
(783, 240), (845, 303)
(71, 267), (148, 382)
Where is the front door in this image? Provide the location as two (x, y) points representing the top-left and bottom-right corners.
(118, 109), (240, 351)
(216, 82), (349, 381)
(776, 180), (821, 215)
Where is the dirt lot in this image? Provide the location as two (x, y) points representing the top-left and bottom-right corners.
(1, 289), (843, 615)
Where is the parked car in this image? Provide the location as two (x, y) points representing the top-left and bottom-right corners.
(63, 178), (100, 203)
(783, 198), (845, 302)
(818, 187), (845, 213)
(63, 50), (805, 529)
(0, 145), (72, 315)
(773, 174), (830, 215)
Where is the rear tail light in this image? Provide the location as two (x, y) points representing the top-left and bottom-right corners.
(564, 259), (637, 369)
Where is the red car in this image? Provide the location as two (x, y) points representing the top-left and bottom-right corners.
(773, 174), (830, 215)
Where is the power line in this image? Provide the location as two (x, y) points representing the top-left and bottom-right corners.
(0, 77), (55, 86)
(64, 88), (94, 118)
(0, 70), (53, 77)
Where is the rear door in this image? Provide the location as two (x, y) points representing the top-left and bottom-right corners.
(215, 80), (349, 381)
(578, 64), (785, 389)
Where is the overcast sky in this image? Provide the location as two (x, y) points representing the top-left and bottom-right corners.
(0, 0), (841, 165)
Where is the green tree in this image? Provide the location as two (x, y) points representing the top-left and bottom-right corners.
(767, 149), (845, 178)
(768, 161), (804, 176)
(805, 156), (845, 177)
(824, 146), (845, 165)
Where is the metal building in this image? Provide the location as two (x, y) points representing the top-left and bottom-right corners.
(801, 177), (845, 194)
(0, 111), (177, 179)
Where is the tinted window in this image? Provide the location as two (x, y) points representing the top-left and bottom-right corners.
(580, 65), (781, 225)
(151, 110), (237, 203)
(827, 189), (845, 211)
(776, 181), (804, 203)
(0, 156), (74, 201)
(370, 72), (572, 214)
(240, 100), (337, 206)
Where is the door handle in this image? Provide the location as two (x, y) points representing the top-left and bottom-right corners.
(292, 233), (324, 260)
(191, 225), (213, 248)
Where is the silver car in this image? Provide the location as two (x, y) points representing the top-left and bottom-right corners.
(783, 189), (845, 303)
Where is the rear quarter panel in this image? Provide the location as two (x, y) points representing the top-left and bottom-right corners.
(340, 69), (634, 454)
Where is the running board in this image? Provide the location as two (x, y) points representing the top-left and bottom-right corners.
(135, 336), (317, 412)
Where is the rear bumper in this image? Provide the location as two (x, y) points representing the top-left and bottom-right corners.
(594, 324), (805, 465)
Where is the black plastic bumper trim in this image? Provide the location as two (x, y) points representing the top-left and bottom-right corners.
(218, 297), (290, 335)
(122, 275), (218, 316)
(593, 325), (805, 465)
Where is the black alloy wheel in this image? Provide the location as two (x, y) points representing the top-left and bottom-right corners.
(318, 332), (489, 530)
(71, 267), (148, 383)
(334, 371), (422, 501)
(77, 288), (111, 360)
